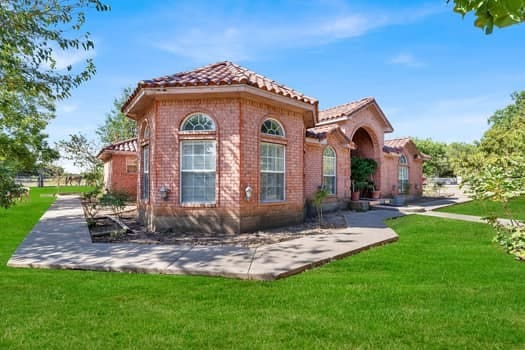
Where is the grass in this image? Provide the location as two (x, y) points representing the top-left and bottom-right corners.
(1, 187), (524, 349)
(437, 195), (525, 220)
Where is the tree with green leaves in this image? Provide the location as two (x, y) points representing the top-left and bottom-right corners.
(96, 87), (137, 145)
(56, 133), (102, 187)
(411, 138), (454, 177)
(451, 0), (525, 34)
(0, 0), (109, 206)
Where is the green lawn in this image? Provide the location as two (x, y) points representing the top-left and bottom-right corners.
(437, 195), (525, 220)
(1, 188), (524, 349)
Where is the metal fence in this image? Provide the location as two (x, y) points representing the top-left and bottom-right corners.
(14, 176), (87, 187)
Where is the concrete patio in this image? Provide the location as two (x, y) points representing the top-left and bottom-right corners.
(7, 195), (403, 280)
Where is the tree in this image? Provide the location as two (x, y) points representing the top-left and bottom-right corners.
(447, 141), (479, 176)
(450, 0), (525, 34)
(96, 87), (137, 145)
(1, 0), (109, 204)
(56, 133), (102, 186)
(411, 138), (454, 177)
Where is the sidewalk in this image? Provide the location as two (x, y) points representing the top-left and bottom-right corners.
(7, 195), (401, 280)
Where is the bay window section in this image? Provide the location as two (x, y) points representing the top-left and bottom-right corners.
(181, 140), (216, 203)
(260, 142), (285, 202)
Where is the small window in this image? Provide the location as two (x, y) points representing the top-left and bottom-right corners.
(261, 119), (284, 136)
(323, 147), (336, 195)
(126, 157), (137, 174)
(141, 145), (150, 200)
(181, 140), (216, 203)
(181, 113), (215, 131)
(398, 155), (409, 193)
(142, 124), (150, 140)
(260, 142), (285, 201)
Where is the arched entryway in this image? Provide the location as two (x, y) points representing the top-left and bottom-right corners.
(350, 127), (381, 194)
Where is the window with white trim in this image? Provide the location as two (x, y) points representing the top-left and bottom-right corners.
(126, 157), (137, 174)
(181, 140), (216, 203)
(141, 145), (150, 200)
(323, 147), (336, 195)
(398, 155), (409, 193)
(181, 113), (215, 131)
(260, 142), (285, 201)
(140, 123), (150, 200)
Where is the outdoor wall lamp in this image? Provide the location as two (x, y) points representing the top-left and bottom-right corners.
(245, 185), (253, 201)
(159, 185), (169, 200)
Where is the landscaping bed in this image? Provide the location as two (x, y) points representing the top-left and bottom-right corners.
(87, 208), (347, 247)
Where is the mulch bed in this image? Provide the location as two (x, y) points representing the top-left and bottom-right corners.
(86, 207), (347, 247)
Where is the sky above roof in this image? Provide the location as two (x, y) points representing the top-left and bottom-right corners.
(49, 0), (525, 171)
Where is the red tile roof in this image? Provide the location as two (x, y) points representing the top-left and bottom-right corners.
(123, 61), (317, 112)
(306, 124), (341, 140)
(383, 138), (430, 160)
(96, 138), (137, 159)
(319, 97), (375, 122)
(383, 138), (411, 153)
(306, 124), (355, 148)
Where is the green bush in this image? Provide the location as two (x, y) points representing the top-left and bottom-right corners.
(0, 164), (25, 209)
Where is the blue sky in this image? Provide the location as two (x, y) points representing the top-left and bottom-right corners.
(49, 0), (525, 171)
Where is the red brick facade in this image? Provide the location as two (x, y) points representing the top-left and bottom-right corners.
(118, 61), (427, 233)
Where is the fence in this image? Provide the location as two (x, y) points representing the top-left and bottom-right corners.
(14, 176), (87, 187)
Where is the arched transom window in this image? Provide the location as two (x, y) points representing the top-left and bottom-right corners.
(181, 113), (215, 131)
(398, 155), (409, 194)
(323, 147), (336, 195)
(261, 119), (284, 136)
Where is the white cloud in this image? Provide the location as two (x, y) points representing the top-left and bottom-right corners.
(388, 53), (425, 68)
(57, 103), (78, 114)
(52, 48), (96, 70)
(151, 4), (444, 63)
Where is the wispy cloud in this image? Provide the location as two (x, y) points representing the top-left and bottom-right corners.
(57, 103), (78, 114)
(151, 4), (444, 63)
(388, 52), (425, 68)
(52, 48), (96, 70)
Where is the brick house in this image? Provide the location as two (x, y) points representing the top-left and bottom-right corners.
(119, 61), (427, 233)
(96, 138), (138, 197)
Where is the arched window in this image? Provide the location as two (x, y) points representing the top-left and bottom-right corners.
(261, 119), (284, 136)
(398, 155), (409, 194)
(140, 122), (150, 200)
(181, 113), (215, 131)
(180, 113), (216, 204)
(260, 118), (285, 201)
(323, 147), (336, 195)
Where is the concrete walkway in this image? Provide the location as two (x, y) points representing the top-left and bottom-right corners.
(7, 195), (402, 280)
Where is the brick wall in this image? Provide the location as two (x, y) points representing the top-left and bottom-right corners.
(134, 94), (310, 233)
(108, 153), (137, 198)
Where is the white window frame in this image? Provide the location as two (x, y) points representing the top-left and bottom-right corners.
(260, 142), (286, 202)
(141, 145), (150, 200)
(323, 147), (336, 195)
(180, 140), (217, 204)
(398, 155), (409, 193)
(126, 157), (137, 174)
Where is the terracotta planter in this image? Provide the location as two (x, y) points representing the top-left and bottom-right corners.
(351, 191), (360, 201)
(371, 190), (381, 199)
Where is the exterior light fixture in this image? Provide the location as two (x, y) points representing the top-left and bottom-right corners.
(245, 186), (253, 201)
(159, 185), (169, 200)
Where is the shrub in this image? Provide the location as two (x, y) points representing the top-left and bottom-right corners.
(99, 191), (128, 218)
(0, 164), (26, 209)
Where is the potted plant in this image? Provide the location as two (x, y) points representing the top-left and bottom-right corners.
(351, 157), (378, 199)
(351, 180), (360, 201)
(368, 182), (381, 199)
